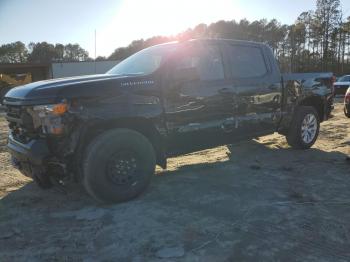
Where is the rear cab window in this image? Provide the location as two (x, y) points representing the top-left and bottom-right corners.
(228, 44), (268, 79)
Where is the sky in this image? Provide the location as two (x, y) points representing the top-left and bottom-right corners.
(1, 0), (350, 58)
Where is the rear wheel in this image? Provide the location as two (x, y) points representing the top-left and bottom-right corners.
(286, 106), (320, 149)
(82, 129), (156, 203)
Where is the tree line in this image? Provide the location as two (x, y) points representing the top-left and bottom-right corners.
(0, 42), (90, 63)
(1, 0), (349, 75)
(108, 0), (350, 75)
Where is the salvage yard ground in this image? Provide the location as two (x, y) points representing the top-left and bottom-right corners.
(0, 101), (350, 261)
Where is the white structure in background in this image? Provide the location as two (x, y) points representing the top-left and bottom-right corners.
(51, 60), (119, 78)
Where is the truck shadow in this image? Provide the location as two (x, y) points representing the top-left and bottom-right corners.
(159, 139), (349, 175)
(0, 139), (349, 211)
(0, 140), (349, 262)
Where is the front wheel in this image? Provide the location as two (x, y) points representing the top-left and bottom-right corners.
(286, 106), (320, 149)
(82, 129), (156, 203)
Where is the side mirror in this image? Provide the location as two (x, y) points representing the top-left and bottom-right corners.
(173, 67), (199, 82)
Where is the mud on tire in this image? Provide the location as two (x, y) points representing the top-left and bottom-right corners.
(82, 128), (156, 203)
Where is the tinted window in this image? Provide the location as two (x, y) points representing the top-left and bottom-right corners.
(229, 45), (267, 78)
(338, 76), (350, 82)
(175, 45), (224, 81)
(107, 44), (177, 75)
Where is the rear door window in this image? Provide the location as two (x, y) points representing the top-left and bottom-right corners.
(228, 45), (268, 78)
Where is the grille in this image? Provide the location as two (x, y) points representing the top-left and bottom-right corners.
(335, 85), (349, 89)
(5, 105), (34, 131)
(334, 85), (349, 95)
(6, 105), (22, 119)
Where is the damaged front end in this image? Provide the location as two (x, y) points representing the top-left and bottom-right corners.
(5, 98), (81, 188)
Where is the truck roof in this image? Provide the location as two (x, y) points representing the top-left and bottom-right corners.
(154, 38), (269, 48)
(189, 38), (268, 46)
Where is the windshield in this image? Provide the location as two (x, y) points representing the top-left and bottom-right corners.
(337, 76), (350, 82)
(107, 44), (177, 76)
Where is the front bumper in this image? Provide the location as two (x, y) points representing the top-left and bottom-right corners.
(335, 86), (349, 95)
(7, 134), (50, 177)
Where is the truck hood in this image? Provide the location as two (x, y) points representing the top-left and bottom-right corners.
(4, 74), (155, 105)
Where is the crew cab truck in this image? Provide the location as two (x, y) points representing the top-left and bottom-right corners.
(4, 39), (334, 203)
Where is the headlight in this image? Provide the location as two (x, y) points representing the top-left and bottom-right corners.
(31, 102), (69, 135)
(33, 103), (68, 116)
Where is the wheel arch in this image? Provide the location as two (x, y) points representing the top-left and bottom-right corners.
(77, 117), (167, 171)
(299, 95), (325, 122)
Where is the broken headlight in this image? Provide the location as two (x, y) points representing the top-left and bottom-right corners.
(30, 102), (69, 135)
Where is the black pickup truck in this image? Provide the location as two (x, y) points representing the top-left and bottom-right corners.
(3, 39), (334, 203)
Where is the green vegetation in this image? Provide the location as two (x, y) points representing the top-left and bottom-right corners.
(0, 42), (90, 63)
(0, 0), (349, 74)
(108, 0), (350, 74)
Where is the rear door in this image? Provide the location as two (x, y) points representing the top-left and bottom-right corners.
(225, 43), (282, 138)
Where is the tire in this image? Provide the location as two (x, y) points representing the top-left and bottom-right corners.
(286, 106), (320, 149)
(344, 106), (350, 118)
(82, 128), (156, 203)
(33, 174), (52, 189)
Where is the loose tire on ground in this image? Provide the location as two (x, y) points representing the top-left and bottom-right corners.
(286, 106), (320, 149)
(82, 128), (156, 203)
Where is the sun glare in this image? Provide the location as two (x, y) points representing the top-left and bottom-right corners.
(98, 0), (240, 56)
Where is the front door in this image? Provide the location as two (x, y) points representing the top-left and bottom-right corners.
(162, 41), (236, 155)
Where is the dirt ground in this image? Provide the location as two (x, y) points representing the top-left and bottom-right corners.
(0, 101), (349, 261)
